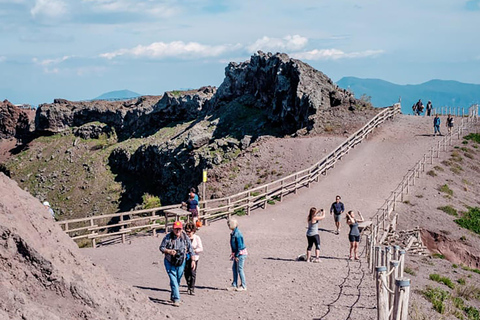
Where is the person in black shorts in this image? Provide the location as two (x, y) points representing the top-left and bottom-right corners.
(305, 207), (326, 263)
(330, 195), (345, 234)
(346, 211), (364, 260)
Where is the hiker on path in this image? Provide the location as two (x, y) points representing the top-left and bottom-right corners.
(159, 221), (195, 307)
(306, 207), (326, 263)
(346, 211), (364, 260)
(43, 201), (55, 219)
(330, 195), (345, 234)
(227, 218), (248, 292)
(447, 114), (454, 135)
(184, 222), (203, 296)
(433, 114), (442, 136)
(186, 192), (199, 224)
(426, 101), (433, 116)
(415, 99), (424, 116)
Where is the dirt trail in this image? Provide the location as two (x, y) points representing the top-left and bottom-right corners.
(84, 115), (438, 320)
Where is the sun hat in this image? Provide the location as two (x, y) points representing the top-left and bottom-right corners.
(43, 201), (50, 207)
(173, 221), (183, 229)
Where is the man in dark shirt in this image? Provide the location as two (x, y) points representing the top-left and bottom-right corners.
(330, 195), (345, 235)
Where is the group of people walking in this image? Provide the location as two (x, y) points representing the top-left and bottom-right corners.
(305, 195), (365, 263)
(159, 217), (247, 307)
(433, 114), (455, 136)
(412, 99), (433, 116)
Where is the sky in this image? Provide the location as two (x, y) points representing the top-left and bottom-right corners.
(1, 0), (479, 106)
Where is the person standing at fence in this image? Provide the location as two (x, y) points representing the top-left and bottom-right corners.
(433, 114), (442, 136)
(447, 114), (454, 135)
(159, 221), (195, 307)
(346, 211), (364, 260)
(186, 192), (199, 224)
(426, 100), (433, 116)
(189, 187), (199, 202)
(227, 218), (248, 291)
(330, 195), (345, 235)
(43, 201), (55, 220)
(184, 222), (203, 296)
(305, 207), (325, 263)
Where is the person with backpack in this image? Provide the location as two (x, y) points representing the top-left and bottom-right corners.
(447, 114), (454, 135)
(159, 221), (195, 307)
(415, 99), (424, 116)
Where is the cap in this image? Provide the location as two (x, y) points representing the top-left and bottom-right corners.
(43, 201), (50, 207)
(173, 221), (183, 229)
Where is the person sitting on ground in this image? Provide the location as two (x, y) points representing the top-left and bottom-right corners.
(330, 195), (345, 234)
(446, 114), (454, 135)
(159, 221), (195, 307)
(43, 201), (55, 219)
(186, 192), (199, 224)
(433, 114), (442, 136)
(227, 218), (248, 292)
(346, 211), (364, 260)
(305, 207), (326, 263)
(184, 222), (203, 296)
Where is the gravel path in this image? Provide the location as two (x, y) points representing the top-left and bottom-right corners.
(84, 115), (438, 320)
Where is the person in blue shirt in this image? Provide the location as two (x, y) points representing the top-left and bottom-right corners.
(227, 218), (248, 291)
(330, 195), (345, 235)
(434, 115), (442, 136)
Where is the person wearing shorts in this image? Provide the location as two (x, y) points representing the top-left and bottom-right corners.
(306, 207), (325, 263)
(330, 195), (345, 234)
(346, 210), (364, 260)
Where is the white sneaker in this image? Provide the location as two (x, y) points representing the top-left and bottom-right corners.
(235, 286), (247, 292)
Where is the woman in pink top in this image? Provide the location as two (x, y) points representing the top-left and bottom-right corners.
(184, 222), (203, 295)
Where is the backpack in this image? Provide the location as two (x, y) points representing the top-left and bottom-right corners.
(168, 232), (187, 266)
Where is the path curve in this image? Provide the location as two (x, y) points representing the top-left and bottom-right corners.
(85, 115), (437, 320)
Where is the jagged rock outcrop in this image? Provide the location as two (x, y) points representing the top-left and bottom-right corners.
(0, 173), (169, 319)
(0, 100), (34, 140)
(35, 87), (216, 140)
(215, 51), (368, 133)
(73, 122), (114, 140)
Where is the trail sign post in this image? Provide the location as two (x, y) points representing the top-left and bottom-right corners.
(202, 169), (207, 201)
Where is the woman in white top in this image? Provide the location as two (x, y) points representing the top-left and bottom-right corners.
(306, 207), (325, 263)
(184, 222), (203, 295)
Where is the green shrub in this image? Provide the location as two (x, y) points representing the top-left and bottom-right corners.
(438, 205), (458, 216)
(439, 184), (454, 196)
(458, 278), (466, 285)
(142, 193), (161, 209)
(464, 133), (480, 144)
(234, 208), (246, 216)
(430, 273), (455, 289)
(453, 264), (459, 268)
(432, 253), (446, 259)
(455, 207), (480, 235)
(464, 306), (480, 320)
(423, 286), (449, 313)
(434, 165), (445, 172)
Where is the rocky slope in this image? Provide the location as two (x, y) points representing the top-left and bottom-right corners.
(0, 100), (34, 141)
(3, 52), (380, 219)
(0, 173), (169, 319)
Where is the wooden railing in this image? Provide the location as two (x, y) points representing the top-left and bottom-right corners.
(58, 103), (401, 247)
(365, 104), (479, 320)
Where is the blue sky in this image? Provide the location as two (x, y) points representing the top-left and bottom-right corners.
(1, 0), (479, 105)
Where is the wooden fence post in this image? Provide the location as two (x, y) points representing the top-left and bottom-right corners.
(392, 278), (411, 320)
(385, 246), (391, 285)
(376, 266), (389, 320)
(247, 191), (251, 216)
(389, 260), (400, 311)
(399, 249), (406, 278)
(394, 245), (400, 261)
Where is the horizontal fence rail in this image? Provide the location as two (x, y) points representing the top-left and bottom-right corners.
(58, 104), (402, 247)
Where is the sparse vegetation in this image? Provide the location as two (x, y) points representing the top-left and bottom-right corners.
(439, 184), (454, 196)
(434, 165), (445, 172)
(427, 170), (437, 177)
(423, 286), (449, 313)
(438, 205), (458, 216)
(464, 133), (480, 144)
(455, 207), (480, 235)
(457, 278), (466, 285)
(405, 266), (417, 276)
(142, 193), (161, 209)
(430, 273), (455, 289)
(432, 253), (446, 260)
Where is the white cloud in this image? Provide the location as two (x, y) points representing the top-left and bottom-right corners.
(31, 0), (67, 18)
(82, 0), (178, 17)
(246, 35), (308, 53)
(292, 49), (384, 60)
(32, 55), (72, 73)
(100, 41), (241, 60)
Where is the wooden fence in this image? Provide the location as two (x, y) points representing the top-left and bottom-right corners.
(365, 104), (479, 319)
(58, 103), (401, 248)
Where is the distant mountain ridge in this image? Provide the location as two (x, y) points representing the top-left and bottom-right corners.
(93, 89), (141, 101)
(336, 77), (480, 114)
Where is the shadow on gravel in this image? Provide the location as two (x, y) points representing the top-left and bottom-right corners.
(319, 228), (337, 234)
(263, 257), (297, 262)
(134, 285), (170, 293)
(149, 297), (172, 306)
